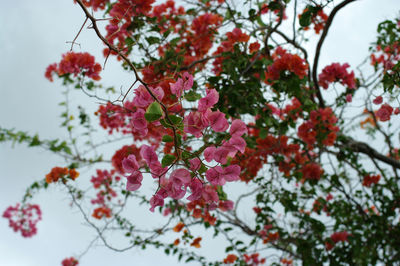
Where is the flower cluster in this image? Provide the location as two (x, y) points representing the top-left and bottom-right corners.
(326, 231), (351, 250)
(61, 257), (79, 266)
(318, 63), (356, 89)
(243, 253), (266, 265)
(90, 169), (121, 219)
(362, 174), (381, 187)
(45, 52), (101, 82)
(2, 203), (42, 238)
(297, 107), (339, 147)
(212, 28), (250, 74)
(300, 8), (328, 34)
(45, 167), (79, 184)
(264, 47), (308, 83)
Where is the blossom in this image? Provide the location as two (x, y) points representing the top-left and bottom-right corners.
(198, 89), (219, 112)
(61, 257), (79, 266)
(122, 154), (140, 173)
(2, 203), (42, 238)
(184, 111), (208, 137)
(318, 62), (356, 89)
(126, 171), (143, 191)
(45, 52), (102, 81)
(373, 96), (383, 105)
(92, 206), (112, 219)
(229, 119), (247, 137)
(376, 103), (393, 121)
(301, 162), (323, 180)
(170, 72), (193, 98)
(362, 174), (380, 187)
(331, 231), (350, 243)
(223, 254), (238, 263)
(207, 110), (229, 132)
(190, 237), (202, 248)
(45, 167), (79, 183)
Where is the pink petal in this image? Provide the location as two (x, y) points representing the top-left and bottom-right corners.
(122, 154), (139, 173)
(126, 171), (143, 191)
(228, 136), (246, 154)
(203, 146), (216, 162)
(221, 165), (241, 182)
(229, 119), (247, 137)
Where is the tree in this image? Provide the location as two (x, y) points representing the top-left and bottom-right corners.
(2, 0), (400, 265)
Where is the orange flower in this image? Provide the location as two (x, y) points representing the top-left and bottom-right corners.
(223, 254), (238, 263)
(92, 207), (112, 219)
(68, 169), (80, 180)
(173, 222), (185, 232)
(45, 167), (69, 183)
(190, 237), (202, 248)
(173, 238), (180, 246)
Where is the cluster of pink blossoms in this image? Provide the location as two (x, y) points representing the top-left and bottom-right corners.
(120, 72), (247, 212)
(2, 203), (42, 238)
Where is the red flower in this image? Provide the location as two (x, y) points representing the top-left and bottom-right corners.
(376, 103), (393, 121)
(61, 257), (79, 266)
(318, 62), (355, 89)
(331, 231), (350, 243)
(362, 174), (381, 187)
(301, 162), (323, 180)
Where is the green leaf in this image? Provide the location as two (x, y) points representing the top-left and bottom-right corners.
(145, 102), (163, 122)
(161, 154), (176, 167)
(162, 135), (174, 142)
(146, 36), (160, 45)
(299, 10), (313, 27)
(29, 135), (41, 147)
(185, 91), (201, 102)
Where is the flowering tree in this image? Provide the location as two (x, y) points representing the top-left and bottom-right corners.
(2, 0), (400, 265)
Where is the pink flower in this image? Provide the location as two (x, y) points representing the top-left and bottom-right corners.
(131, 109), (147, 130)
(206, 167), (226, 186)
(126, 171), (143, 191)
(187, 178), (203, 201)
(122, 154), (140, 173)
(189, 158), (201, 171)
(3, 204), (42, 238)
(219, 200), (234, 211)
(133, 85), (153, 108)
(184, 111), (208, 137)
(228, 136), (246, 154)
(345, 94), (352, 102)
(214, 147), (230, 164)
(220, 165), (241, 182)
(198, 89), (219, 112)
(202, 185), (219, 204)
(229, 119), (248, 137)
(133, 85), (164, 108)
(207, 110), (229, 132)
(204, 146), (216, 162)
(149, 192), (165, 212)
(170, 168), (191, 187)
(376, 103), (393, 121)
(170, 72), (193, 98)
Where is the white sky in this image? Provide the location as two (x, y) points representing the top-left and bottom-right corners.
(1, 0), (399, 265)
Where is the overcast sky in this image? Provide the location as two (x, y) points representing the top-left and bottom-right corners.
(1, 1), (399, 265)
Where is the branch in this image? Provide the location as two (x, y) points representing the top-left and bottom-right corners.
(339, 136), (400, 169)
(312, 0), (358, 108)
